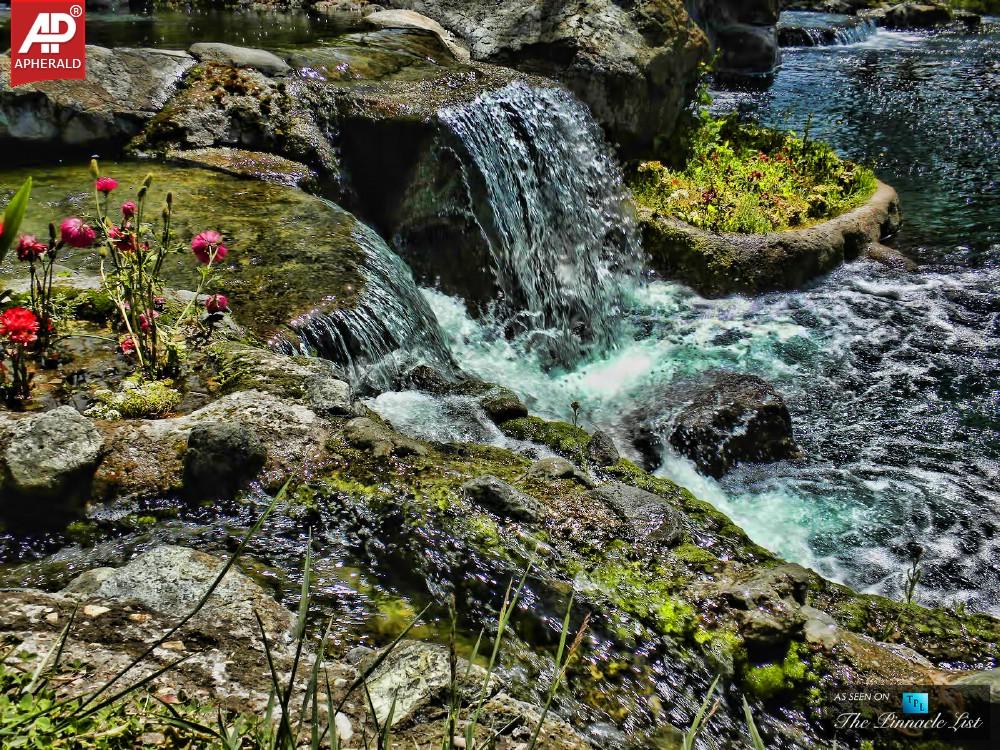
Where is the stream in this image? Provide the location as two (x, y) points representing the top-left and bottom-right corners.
(376, 16), (1000, 614)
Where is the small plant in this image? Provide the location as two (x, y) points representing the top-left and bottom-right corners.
(570, 400), (581, 428)
(904, 544), (924, 607)
(91, 160), (231, 378)
(682, 675), (720, 750)
(0, 305), (40, 402)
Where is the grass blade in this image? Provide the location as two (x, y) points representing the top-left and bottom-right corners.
(743, 696), (767, 750)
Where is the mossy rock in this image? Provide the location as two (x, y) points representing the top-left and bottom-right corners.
(499, 416), (591, 460)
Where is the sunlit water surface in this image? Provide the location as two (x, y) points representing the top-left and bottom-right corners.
(401, 19), (1000, 613)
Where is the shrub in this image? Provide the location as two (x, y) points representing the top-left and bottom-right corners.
(631, 114), (877, 234)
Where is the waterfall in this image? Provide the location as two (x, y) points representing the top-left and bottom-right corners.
(833, 18), (877, 45)
(437, 81), (641, 366)
(281, 219), (455, 388)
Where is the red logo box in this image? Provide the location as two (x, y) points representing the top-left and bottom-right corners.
(9, 0), (86, 87)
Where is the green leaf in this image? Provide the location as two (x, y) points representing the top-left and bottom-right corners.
(0, 177), (32, 264)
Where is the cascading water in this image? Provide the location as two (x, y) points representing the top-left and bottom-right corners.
(437, 81), (641, 365)
(779, 12), (878, 47)
(284, 219), (455, 388)
(372, 20), (1000, 614)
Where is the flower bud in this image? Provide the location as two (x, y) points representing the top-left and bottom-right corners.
(89, 158), (100, 179)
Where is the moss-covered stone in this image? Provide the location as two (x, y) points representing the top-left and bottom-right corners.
(89, 375), (183, 420)
(499, 416), (591, 461)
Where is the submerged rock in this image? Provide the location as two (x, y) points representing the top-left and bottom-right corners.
(0, 406), (103, 509)
(365, 9), (471, 61)
(0, 47), (194, 152)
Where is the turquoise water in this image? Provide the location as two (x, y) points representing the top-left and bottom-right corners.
(390, 20), (1000, 613)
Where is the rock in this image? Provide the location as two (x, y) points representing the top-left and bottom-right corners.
(183, 422), (268, 500)
(954, 10), (982, 29)
(586, 430), (620, 467)
(166, 147), (317, 188)
(345, 417), (428, 457)
(709, 563), (814, 649)
(866, 242), (917, 271)
(528, 456), (594, 487)
(639, 180), (903, 297)
(365, 9), (471, 61)
(881, 3), (953, 29)
(589, 481), (685, 545)
(94, 390), (327, 502)
(62, 545), (292, 641)
(1, 406), (103, 506)
(0, 47), (194, 150)
(362, 640), (494, 727)
(377, 0), (708, 154)
(462, 475), (542, 521)
(952, 669), (1000, 700)
(306, 376), (353, 417)
(667, 372), (798, 478)
(686, 0), (781, 76)
(189, 43), (292, 77)
(474, 386), (528, 424)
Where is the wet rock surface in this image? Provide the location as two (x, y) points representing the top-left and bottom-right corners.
(668, 372), (798, 478)
(0, 46), (194, 152)
(0, 406), (104, 507)
(686, 0), (781, 76)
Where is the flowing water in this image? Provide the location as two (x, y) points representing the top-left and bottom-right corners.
(379, 20), (1000, 614)
(437, 82), (641, 364)
(778, 11), (878, 47)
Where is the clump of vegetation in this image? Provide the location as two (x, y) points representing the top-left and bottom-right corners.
(88, 375), (183, 420)
(632, 113), (877, 234)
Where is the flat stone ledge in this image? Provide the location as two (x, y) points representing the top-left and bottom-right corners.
(639, 180), (902, 297)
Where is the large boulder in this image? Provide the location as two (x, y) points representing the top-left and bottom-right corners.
(685, 0), (780, 77)
(380, 0), (708, 153)
(881, 3), (953, 29)
(0, 47), (194, 153)
(0, 406), (103, 512)
(628, 372), (798, 477)
(668, 373), (798, 477)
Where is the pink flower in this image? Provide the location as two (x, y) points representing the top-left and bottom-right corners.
(95, 177), (118, 194)
(121, 201), (137, 218)
(60, 217), (97, 248)
(191, 230), (227, 264)
(107, 225), (135, 253)
(204, 294), (229, 314)
(152, 296), (167, 312)
(138, 309), (160, 333)
(0, 307), (40, 346)
(16, 235), (47, 261)
(119, 335), (136, 355)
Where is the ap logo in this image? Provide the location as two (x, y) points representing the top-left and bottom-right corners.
(9, 0), (87, 87)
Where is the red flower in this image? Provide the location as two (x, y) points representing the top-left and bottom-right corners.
(152, 296), (167, 312)
(119, 335), (136, 355)
(95, 177), (118, 194)
(121, 201), (137, 218)
(749, 170), (764, 182)
(16, 235), (47, 261)
(107, 225), (135, 253)
(191, 230), (227, 264)
(138, 309), (160, 333)
(0, 307), (40, 346)
(60, 217), (97, 248)
(204, 294), (229, 314)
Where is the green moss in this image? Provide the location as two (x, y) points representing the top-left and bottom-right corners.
(632, 114), (877, 234)
(584, 555), (696, 638)
(742, 641), (809, 700)
(89, 376), (182, 420)
(500, 416), (591, 459)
